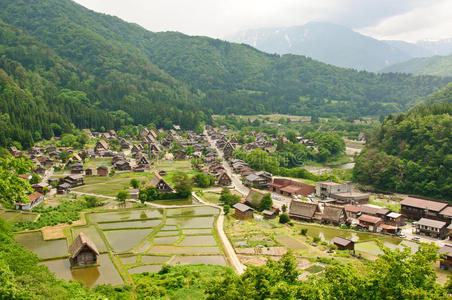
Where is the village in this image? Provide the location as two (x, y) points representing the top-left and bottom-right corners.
(3, 122), (452, 287)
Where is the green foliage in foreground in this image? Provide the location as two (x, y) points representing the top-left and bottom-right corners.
(134, 264), (233, 300)
(0, 218), (131, 299)
(354, 102), (452, 200)
(0, 155), (34, 208)
(12, 200), (87, 231)
(206, 245), (449, 299)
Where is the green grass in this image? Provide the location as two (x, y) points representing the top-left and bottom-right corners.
(306, 264), (325, 274)
(199, 192), (221, 204)
(369, 197), (401, 213)
(74, 173), (149, 196)
(0, 211), (38, 223)
(84, 158), (113, 169)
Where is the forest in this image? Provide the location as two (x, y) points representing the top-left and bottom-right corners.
(354, 84), (452, 200)
(0, 0), (451, 149)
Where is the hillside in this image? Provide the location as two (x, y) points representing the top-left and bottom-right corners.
(354, 85), (452, 200)
(227, 22), (416, 71)
(380, 54), (452, 77)
(0, 0), (451, 149)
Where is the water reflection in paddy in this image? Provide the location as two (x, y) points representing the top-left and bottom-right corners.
(166, 206), (219, 217)
(98, 219), (162, 230)
(73, 226), (107, 251)
(166, 216), (214, 228)
(141, 255), (170, 264)
(104, 228), (153, 252)
(15, 232), (68, 259)
(178, 235), (217, 246)
(89, 209), (163, 223)
(40, 254), (123, 287)
(148, 245), (221, 254)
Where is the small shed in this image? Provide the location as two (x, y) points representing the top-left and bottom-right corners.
(262, 209), (278, 220)
(97, 166), (109, 177)
(233, 203), (254, 220)
(331, 236), (354, 251)
(85, 168), (93, 176)
(439, 245), (452, 269)
(70, 233), (99, 267)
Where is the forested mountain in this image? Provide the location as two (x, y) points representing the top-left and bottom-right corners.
(0, 0), (451, 149)
(227, 22), (413, 71)
(354, 84), (452, 200)
(380, 54), (452, 77)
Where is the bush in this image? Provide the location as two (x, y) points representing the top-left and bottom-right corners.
(130, 178), (140, 189)
(279, 213), (290, 224)
(223, 205), (230, 215)
(300, 228), (308, 236)
(313, 236), (321, 243)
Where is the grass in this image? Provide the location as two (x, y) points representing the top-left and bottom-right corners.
(199, 192), (221, 204)
(84, 158), (113, 169)
(73, 173), (149, 196)
(369, 197), (401, 213)
(305, 264), (325, 274)
(0, 211), (38, 223)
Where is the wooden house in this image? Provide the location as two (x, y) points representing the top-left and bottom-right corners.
(386, 212), (405, 227)
(85, 168), (93, 176)
(136, 156), (150, 168)
(115, 160), (131, 171)
(63, 175), (84, 187)
(57, 183), (71, 194)
(233, 203), (254, 220)
(439, 245), (452, 270)
(222, 141), (235, 157)
(15, 192), (44, 210)
(331, 236), (354, 251)
(263, 209), (279, 220)
(94, 140), (109, 153)
(270, 178), (315, 197)
(322, 205), (346, 225)
(358, 214), (382, 232)
(288, 200), (321, 222)
(414, 218), (448, 239)
(9, 146), (22, 157)
(245, 188), (267, 210)
(217, 172), (232, 186)
(97, 166), (109, 177)
(400, 197), (448, 221)
(71, 163), (84, 174)
(70, 233), (99, 267)
(149, 173), (174, 193)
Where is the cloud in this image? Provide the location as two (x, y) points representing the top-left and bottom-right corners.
(73, 0), (452, 41)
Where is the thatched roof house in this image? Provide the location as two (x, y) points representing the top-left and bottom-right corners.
(70, 233), (99, 267)
(288, 200), (320, 222)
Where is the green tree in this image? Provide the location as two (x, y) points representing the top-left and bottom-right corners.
(172, 172), (193, 198)
(0, 155), (33, 207)
(259, 193), (273, 211)
(279, 213), (290, 224)
(30, 173), (41, 185)
(116, 190), (129, 207)
(130, 178), (140, 189)
(84, 195), (101, 208)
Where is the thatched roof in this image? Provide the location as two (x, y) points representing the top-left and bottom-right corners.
(70, 232), (99, 259)
(322, 206), (345, 222)
(289, 200), (319, 219)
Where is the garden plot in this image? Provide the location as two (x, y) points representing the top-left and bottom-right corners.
(166, 216), (215, 228)
(73, 226), (108, 252)
(40, 254), (123, 287)
(98, 219), (162, 230)
(104, 228), (154, 252)
(0, 211), (38, 223)
(89, 209), (163, 223)
(15, 232), (68, 259)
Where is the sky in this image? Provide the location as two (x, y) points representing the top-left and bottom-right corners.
(73, 0), (452, 42)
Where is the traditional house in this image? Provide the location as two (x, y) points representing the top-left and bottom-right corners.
(115, 160), (131, 171)
(97, 166), (109, 177)
(71, 163), (84, 174)
(85, 168), (93, 176)
(322, 205), (346, 225)
(63, 175), (84, 187)
(288, 200), (321, 222)
(233, 203), (254, 220)
(439, 245), (452, 270)
(386, 212), (405, 227)
(329, 192), (370, 205)
(57, 183), (71, 194)
(149, 173), (174, 193)
(32, 183), (45, 194)
(400, 197), (448, 221)
(270, 179), (315, 197)
(316, 181), (351, 198)
(131, 144), (143, 155)
(222, 141), (235, 157)
(94, 140), (109, 153)
(70, 233), (99, 267)
(414, 218), (448, 239)
(331, 236), (354, 251)
(129, 188), (139, 200)
(245, 174), (270, 188)
(15, 192), (44, 210)
(120, 139), (130, 149)
(9, 146), (22, 157)
(136, 156), (150, 168)
(72, 153), (82, 163)
(34, 166), (47, 176)
(263, 209), (279, 220)
(245, 188), (268, 210)
(439, 207), (452, 224)
(358, 215), (382, 232)
(217, 172), (232, 186)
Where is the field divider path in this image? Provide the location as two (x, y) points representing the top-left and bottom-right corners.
(192, 192), (246, 275)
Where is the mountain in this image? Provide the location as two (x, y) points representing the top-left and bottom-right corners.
(354, 87), (452, 200)
(0, 0), (451, 149)
(227, 22), (413, 71)
(383, 40), (433, 58)
(380, 54), (452, 77)
(417, 39), (452, 56)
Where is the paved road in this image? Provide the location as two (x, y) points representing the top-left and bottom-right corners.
(401, 223), (452, 248)
(193, 192), (246, 274)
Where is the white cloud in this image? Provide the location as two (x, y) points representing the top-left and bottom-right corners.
(73, 0), (452, 41)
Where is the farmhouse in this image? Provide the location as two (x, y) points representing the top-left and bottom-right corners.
(71, 163), (84, 174)
(331, 236), (354, 251)
(115, 160), (131, 171)
(322, 205), (346, 225)
(270, 178), (315, 197)
(414, 218), (448, 239)
(233, 203), (254, 220)
(244, 188), (268, 210)
(288, 200), (321, 222)
(329, 192), (370, 205)
(94, 140), (109, 153)
(400, 197), (448, 221)
(64, 175), (84, 187)
(386, 212), (405, 227)
(217, 172), (232, 186)
(439, 245), (452, 270)
(222, 141), (235, 157)
(57, 183), (71, 194)
(358, 214), (382, 232)
(245, 173), (270, 188)
(15, 192), (44, 210)
(149, 173), (174, 193)
(97, 166), (109, 177)
(70, 233), (99, 267)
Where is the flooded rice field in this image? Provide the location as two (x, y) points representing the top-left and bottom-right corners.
(183, 228), (213, 235)
(169, 255), (226, 266)
(148, 245), (221, 254)
(166, 216), (215, 228)
(98, 219), (162, 230)
(128, 264), (163, 274)
(104, 228), (153, 252)
(15, 232), (68, 259)
(89, 209), (163, 223)
(40, 254), (123, 287)
(153, 236), (180, 244)
(166, 206), (219, 217)
(156, 230), (179, 236)
(141, 255), (170, 264)
(120, 255), (137, 264)
(178, 235), (217, 246)
(73, 226), (108, 252)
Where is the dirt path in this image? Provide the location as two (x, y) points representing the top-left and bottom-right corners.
(193, 192), (246, 275)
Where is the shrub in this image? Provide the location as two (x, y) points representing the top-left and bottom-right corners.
(313, 236), (321, 243)
(300, 228), (308, 236)
(223, 205), (230, 215)
(279, 213), (290, 224)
